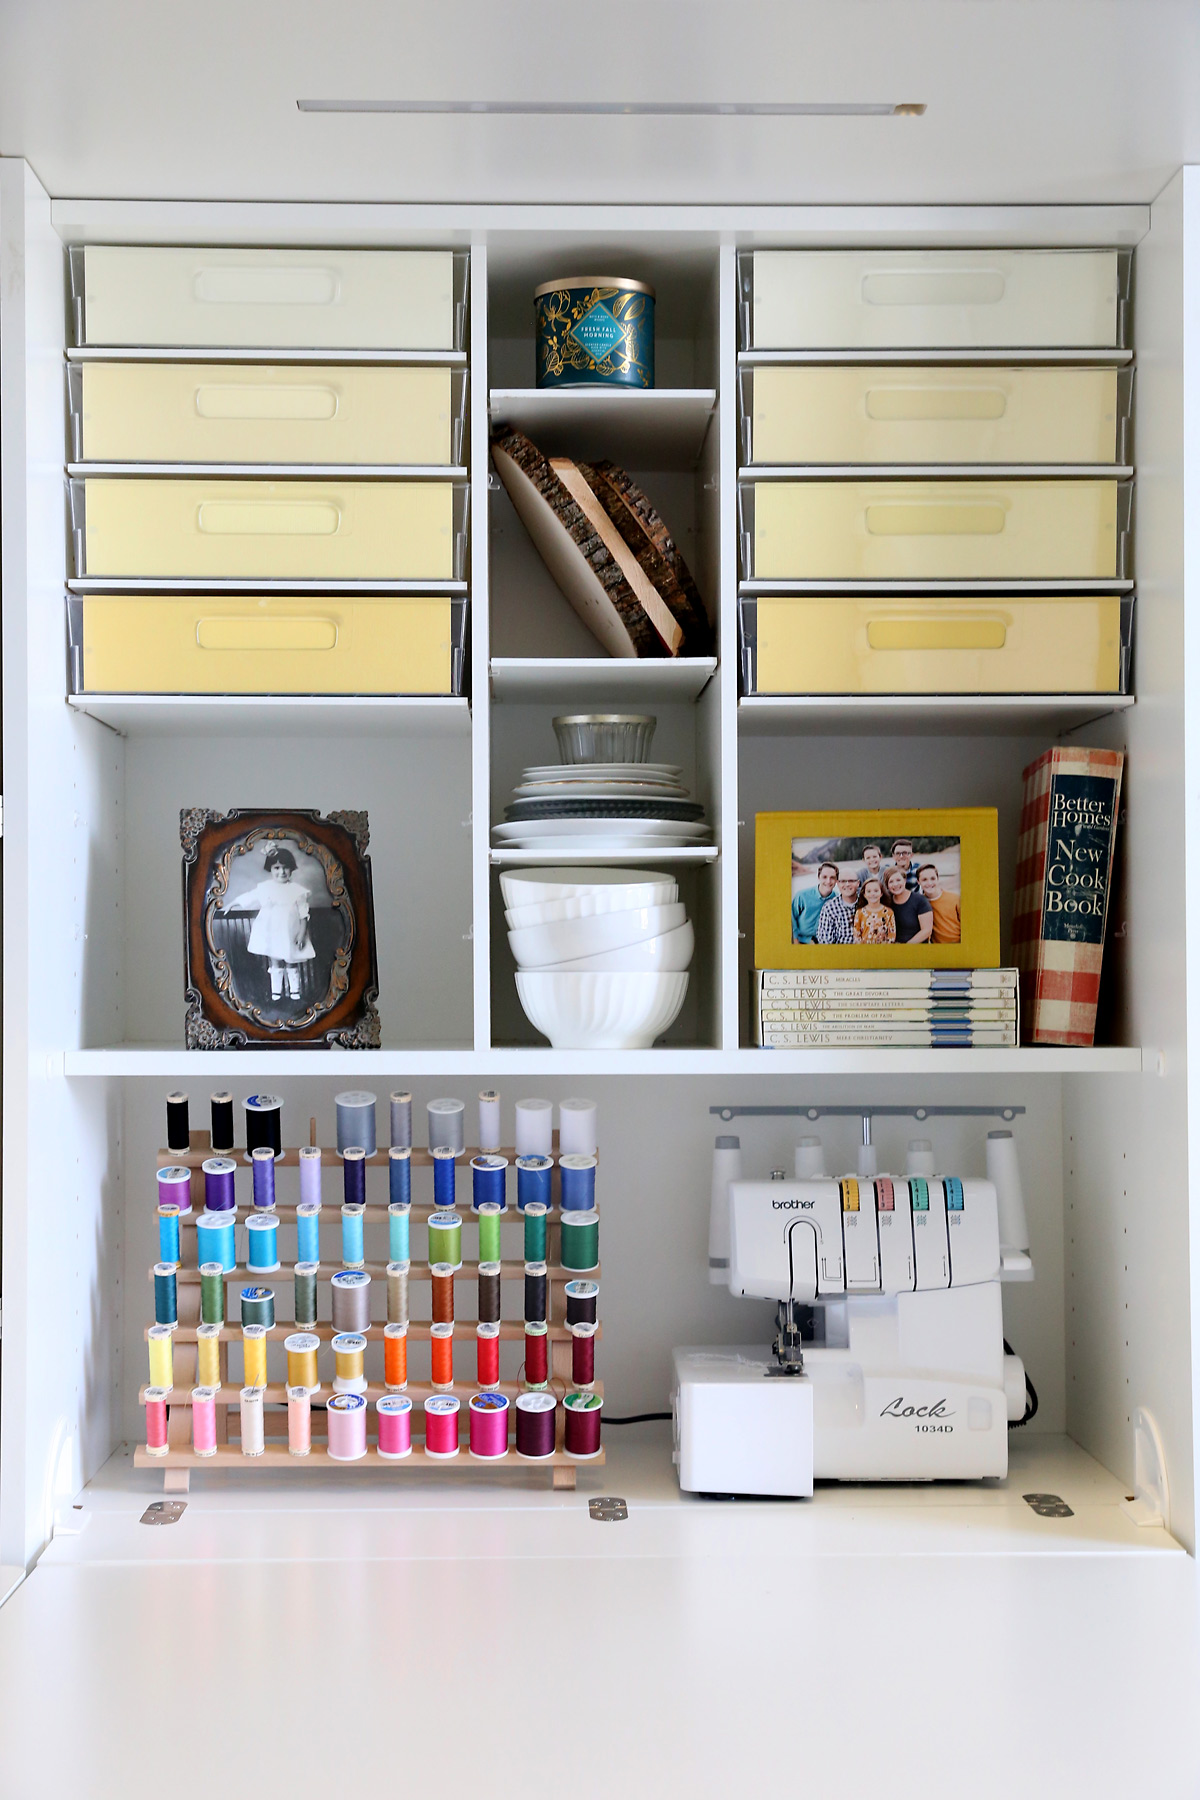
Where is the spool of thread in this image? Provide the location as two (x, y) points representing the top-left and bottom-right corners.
(240, 1385), (265, 1457)
(202, 1158), (237, 1213)
(196, 1323), (222, 1387)
(191, 1387), (218, 1457)
(240, 1285), (275, 1330)
(377, 1395), (413, 1459)
(388, 1200), (411, 1262)
(298, 1145), (322, 1209)
(431, 1147), (458, 1210)
(477, 1262), (501, 1325)
(523, 1202), (548, 1264)
(390, 1092), (412, 1149)
(559, 1154), (597, 1213)
(515, 1098), (553, 1159)
(196, 1210), (236, 1272)
(341, 1205), (366, 1270)
(427, 1097), (465, 1155)
(477, 1202), (502, 1265)
(157, 1205), (181, 1269)
(524, 1262), (548, 1326)
(296, 1203), (321, 1266)
(564, 1279), (599, 1327)
(570, 1321), (598, 1388)
(209, 1091), (235, 1154)
(559, 1098), (597, 1158)
(165, 1091), (191, 1155)
(476, 1321), (500, 1390)
(515, 1392), (556, 1460)
(469, 1392), (510, 1460)
(430, 1264), (456, 1325)
(332, 1332), (367, 1395)
(147, 1324), (175, 1389)
(287, 1386), (311, 1456)
(523, 1321), (549, 1388)
(200, 1262), (226, 1325)
(427, 1210), (462, 1268)
(560, 1209), (599, 1272)
(423, 1395), (459, 1458)
(430, 1322), (454, 1389)
(471, 1155), (508, 1213)
(285, 1331), (320, 1392)
(293, 1262), (319, 1330)
(245, 1212), (280, 1273)
(144, 1388), (170, 1456)
(478, 1090), (502, 1154)
(564, 1391), (603, 1459)
(157, 1165), (192, 1217)
(244, 1094), (283, 1160)
(242, 1325), (268, 1389)
(153, 1263), (178, 1328)
(386, 1262), (410, 1326)
(330, 1270), (371, 1334)
(336, 1091), (377, 1158)
(251, 1146), (277, 1210)
(326, 1392), (368, 1461)
(388, 1148), (412, 1212)
(516, 1156), (553, 1214)
(384, 1323), (408, 1391)
(342, 1147), (367, 1210)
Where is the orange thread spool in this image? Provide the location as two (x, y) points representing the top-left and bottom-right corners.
(430, 1322), (454, 1388)
(384, 1322), (408, 1390)
(430, 1266), (455, 1325)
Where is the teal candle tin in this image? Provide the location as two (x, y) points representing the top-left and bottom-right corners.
(535, 276), (655, 390)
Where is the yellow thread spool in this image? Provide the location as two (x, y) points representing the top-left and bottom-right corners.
(242, 1324), (268, 1388)
(331, 1331), (367, 1394)
(285, 1331), (320, 1393)
(196, 1323), (222, 1388)
(147, 1324), (175, 1389)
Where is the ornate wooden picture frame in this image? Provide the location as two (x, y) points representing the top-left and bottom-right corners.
(181, 807), (380, 1049)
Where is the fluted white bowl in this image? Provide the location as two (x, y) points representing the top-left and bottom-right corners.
(540, 920), (695, 974)
(504, 881), (678, 930)
(515, 971), (689, 1050)
(499, 867), (676, 907)
(508, 902), (686, 971)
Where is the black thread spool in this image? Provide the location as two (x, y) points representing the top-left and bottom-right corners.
(209, 1091), (235, 1154)
(523, 1262), (548, 1326)
(165, 1092), (190, 1155)
(564, 1279), (599, 1327)
(477, 1262), (501, 1325)
(244, 1093), (283, 1160)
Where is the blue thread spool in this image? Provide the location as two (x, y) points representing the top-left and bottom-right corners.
(559, 1154), (597, 1212)
(196, 1209), (236, 1271)
(202, 1157), (237, 1212)
(432, 1146), (458, 1210)
(388, 1202), (411, 1263)
(296, 1201), (321, 1265)
(471, 1155), (508, 1213)
(342, 1147), (367, 1209)
(246, 1212), (280, 1273)
(389, 1146), (411, 1207)
(157, 1205), (181, 1268)
(153, 1263), (178, 1327)
(341, 1205), (366, 1270)
(251, 1146), (276, 1210)
(516, 1155), (553, 1213)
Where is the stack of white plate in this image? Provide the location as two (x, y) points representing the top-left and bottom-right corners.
(493, 764), (712, 852)
(502, 867), (692, 1049)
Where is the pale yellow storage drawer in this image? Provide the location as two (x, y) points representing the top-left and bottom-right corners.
(743, 595), (1127, 694)
(744, 250), (1124, 350)
(743, 366), (1124, 466)
(74, 247), (461, 349)
(73, 364), (464, 466)
(69, 594), (463, 694)
(744, 480), (1124, 581)
(73, 477), (464, 581)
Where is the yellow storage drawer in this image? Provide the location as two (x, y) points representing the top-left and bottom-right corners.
(72, 364), (464, 466)
(73, 477), (464, 581)
(742, 595), (1128, 694)
(744, 480), (1124, 582)
(742, 365), (1124, 466)
(743, 249), (1124, 350)
(69, 594), (464, 694)
(73, 247), (462, 350)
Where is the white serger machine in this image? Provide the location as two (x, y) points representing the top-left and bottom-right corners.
(673, 1120), (1035, 1496)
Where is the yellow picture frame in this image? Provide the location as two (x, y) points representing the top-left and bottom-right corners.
(755, 808), (1000, 970)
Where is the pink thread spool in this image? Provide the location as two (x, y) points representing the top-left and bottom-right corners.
(376, 1395), (413, 1459)
(287, 1385), (311, 1457)
(144, 1387), (169, 1456)
(468, 1391), (510, 1460)
(191, 1386), (218, 1457)
(423, 1395), (460, 1458)
(326, 1392), (368, 1461)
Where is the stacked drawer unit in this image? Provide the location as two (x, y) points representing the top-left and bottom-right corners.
(66, 246), (471, 696)
(736, 249), (1134, 697)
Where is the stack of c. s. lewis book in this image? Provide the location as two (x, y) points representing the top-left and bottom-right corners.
(752, 968), (1019, 1048)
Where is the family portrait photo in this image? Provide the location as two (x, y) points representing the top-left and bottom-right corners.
(791, 834), (963, 947)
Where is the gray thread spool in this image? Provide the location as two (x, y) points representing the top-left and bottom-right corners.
(330, 1269), (371, 1334)
(336, 1091), (378, 1158)
(427, 1097), (465, 1154)
(390, 1092), (413, 1148)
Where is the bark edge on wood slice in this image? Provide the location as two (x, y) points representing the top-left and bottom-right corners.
(583, 460), (713, 655)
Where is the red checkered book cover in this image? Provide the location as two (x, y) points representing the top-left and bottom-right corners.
(1012, 746), (1124, 1046)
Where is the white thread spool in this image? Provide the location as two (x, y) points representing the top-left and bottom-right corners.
(558, 1098), (597, 1158)
(794, 1136), (826, 1178)
(515, 1098), (553, 1158)
(478, 1090), (502, 1153)
(709, 1136), (742, 1286)
(239, 1385), (265, 1457)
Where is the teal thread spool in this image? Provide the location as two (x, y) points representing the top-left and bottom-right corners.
(199, 1262), (225, 1326)
(477, 1202), (502, 1265)
(559, 1208), (599, 1272)
(157, 1205), (181, 1268)
(388, 1201), (410, 1263)
(427, 1210), (462, 1269)
(296, 1202), (321, 1265)
(523, 1201), (548, 1263)
(341, 1205), (366, 1270)
(293, 1261), (319, 1330)
(240, 1285), (275, 1330)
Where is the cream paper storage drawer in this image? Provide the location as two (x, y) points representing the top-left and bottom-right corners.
(741, 365), (1126, 466)
(71, 363), (465, 466)
(72, 478), (464, 581)
(743, 250), (1125, 350)
(743, 480), (1124, 582)
(73, 247), (462, 349)
(741, 595), (1128, 694)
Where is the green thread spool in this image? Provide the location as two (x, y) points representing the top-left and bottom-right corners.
(427, 1210), (462, 1269)
(523, 1201), (548, 1264)
(294, 1262), (319, 1331)
(559, 1208), (599, 1272)
(477, 1202), (502, 1265)
(200, 1262), (226, 1327)
(240, 1285), (275, 1330)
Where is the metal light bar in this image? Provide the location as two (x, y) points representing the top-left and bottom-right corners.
(297, 99), (925, 117)
(710, 1104), (1025, 1121)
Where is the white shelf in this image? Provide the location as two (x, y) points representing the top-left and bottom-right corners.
(738, 348), (1135, 366)
(488, 387), (717, 469)
(68, 578), (469, 594)
(489, 846), (718, 865)
(67, 346), (468, 365)
(741, 578), (1137, 595)
(741, 464), (1134, 481)
(68, 463), (468, 480)
(490, 656), (717, 703)
(738, 693), (1135, 737)
(66, 693), (471, 738)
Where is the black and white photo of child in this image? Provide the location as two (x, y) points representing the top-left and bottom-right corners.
(213, 835), (349, 1019)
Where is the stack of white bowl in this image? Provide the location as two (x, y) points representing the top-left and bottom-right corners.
(503, 867), (692, 1050)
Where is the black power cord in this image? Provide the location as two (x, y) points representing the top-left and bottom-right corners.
(604, 1411), (672, 1425)
(1004, 1339), (1039, 1429)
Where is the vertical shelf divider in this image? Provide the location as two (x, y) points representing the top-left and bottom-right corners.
(717, 243), (742, 1051)
(469, 242), (492, 1051)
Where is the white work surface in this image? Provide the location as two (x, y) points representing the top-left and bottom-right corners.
(1, 1431), (1197, 1799)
